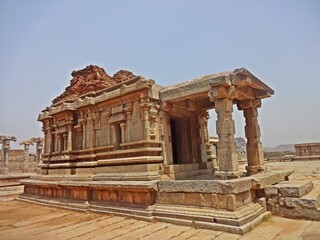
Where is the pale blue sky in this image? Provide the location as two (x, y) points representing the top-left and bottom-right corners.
(0, 0), (319, 150)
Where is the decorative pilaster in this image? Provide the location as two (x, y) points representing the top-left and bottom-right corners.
(140, 95), (151, 141)
(124, 104), (132, 143)
(238, 99), (266, 175)
(67, 124), (73, 151)
(54, 133), (58, 152)
(120, 123), (126, 143)
(63, 134), (67, 151)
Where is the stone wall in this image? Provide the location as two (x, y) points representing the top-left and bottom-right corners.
(294, 142), (320, 161)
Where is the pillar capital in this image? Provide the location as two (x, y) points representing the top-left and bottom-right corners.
(237, 99), (261, 110)
(208, 85), (237, 102)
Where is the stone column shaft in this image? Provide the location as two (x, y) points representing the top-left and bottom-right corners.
(243, 106), (266, 175)
(214, 98), (241, 179)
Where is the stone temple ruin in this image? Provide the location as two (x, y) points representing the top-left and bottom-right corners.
(19, 65), (299, 234)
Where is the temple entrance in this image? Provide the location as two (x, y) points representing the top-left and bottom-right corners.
(170, 117), (194, 165)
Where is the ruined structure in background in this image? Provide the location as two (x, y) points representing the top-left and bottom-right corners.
(20, 65), (299, 234)
(0, 136), (17, 175)
(0, 137), (44, 175)
(294, 142), (320, 161)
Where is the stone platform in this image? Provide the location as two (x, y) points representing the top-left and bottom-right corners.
(19, 170), (293, 234)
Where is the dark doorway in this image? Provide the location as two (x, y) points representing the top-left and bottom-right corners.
(170, 119), (178, 164)
(170, 117), (193, 164)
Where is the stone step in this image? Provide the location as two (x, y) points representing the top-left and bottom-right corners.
(265, 180), (313, 198)
(299, 183), (320, 209)
(267, 183), (320, 221)
(152, 201), (269, 235)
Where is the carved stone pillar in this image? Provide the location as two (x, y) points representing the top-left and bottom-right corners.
(238, 99), (266, 175)
(20, 140), (34, 173)
(199, 111), (210, 163)
(214, 98), (241, 179)
(30, 137), (44, 168)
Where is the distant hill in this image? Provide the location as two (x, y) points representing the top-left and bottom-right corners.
(263, 144), (295, 153)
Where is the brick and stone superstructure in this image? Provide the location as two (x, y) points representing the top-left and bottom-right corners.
(20, 65), (285, 234)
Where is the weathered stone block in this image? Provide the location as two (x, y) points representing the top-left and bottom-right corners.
(101, 191), (110, 201)
(264, 186), (278, 196)
(110, 190), (118, 202)
(212, 193), (218, 208)
(201, 193), (213, 207)
(156, 192), (171, 204)
(227, 194), (236, 211)
(170, 192), (186, 205)
(133, 192), (145, 204)
(185, 192), (199, 206)
(217, 194), (227, 209)
(284, 197), (318, 209)
(123, 191), (134, 203)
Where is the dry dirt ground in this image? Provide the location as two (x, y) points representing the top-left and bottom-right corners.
(0, 160), (320, 240)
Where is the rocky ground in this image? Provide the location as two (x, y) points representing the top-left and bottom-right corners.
(0, 160), (320, 240)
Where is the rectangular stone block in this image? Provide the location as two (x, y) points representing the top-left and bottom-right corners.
(156, 192), (171, 204)
(212, 193), (218, 208)
(101, 191), (110, 201)
(217, 194), (227, 209)
(227, 194), (236, 211)
(122, 191), (134, 203)
(110, 190), (118, 202)
(264, 186), (278, 196)
(200, 193), (213, 207)
(185, 192), (199, 206)
(170, 192), (186, 205)
(133, 192), (146, 204)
